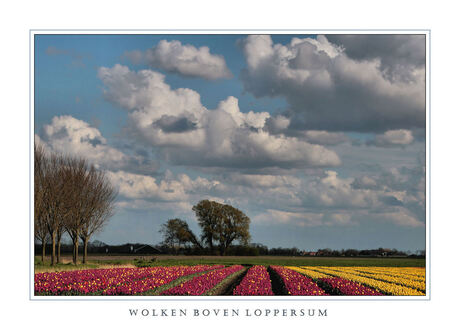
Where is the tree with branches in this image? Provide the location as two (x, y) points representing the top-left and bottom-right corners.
(62, 157), (117, 265)
(79, 168), (117, 263)
(159, 218), (203, 253)
(34, 141), (117, 265)
(34, 144), (49, 262)
(192, 200), (251, 255)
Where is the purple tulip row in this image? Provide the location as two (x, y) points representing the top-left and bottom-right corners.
(317, 277), (383, 296)
(233, 265), (274, 296)
(161, 265), (244, 295)
(35, 265), (224, 295)
(270, 266), (328, 296)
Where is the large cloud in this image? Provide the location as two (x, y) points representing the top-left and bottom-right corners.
(38, 115), (129, 168)
(223, 168), (425, 228)
(240, 35), (425, 132)
(326, 34), (426, 82)
(123, 40), (232, 80)
(98, 64), (341, 169)
(36, 115), (158, 174)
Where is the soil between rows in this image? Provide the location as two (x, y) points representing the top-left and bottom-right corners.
(267, 266), (288, 295)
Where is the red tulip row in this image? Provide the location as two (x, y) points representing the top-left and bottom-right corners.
(161, 265), (245, 295)
(233, 265), (273, 296)
(270, 266), (328, 296)
(35, 265), (224, 295)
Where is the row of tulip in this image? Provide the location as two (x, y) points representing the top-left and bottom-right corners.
(35, 267), (158, 294)
(233, 265), (274, 296)
(305, 267), (424, 296)
(270, 266), (328, 296)
(35, 265), (426, 296)
(161, 265), (245, 295)
(314, 267), (426, 292)
(35, 265), (223, 295)
(318, 277), (383, 296)
(288, 267), (382, 295)
(102, 265), (224, 295)
(354, 267), (425, 281)
(287, 266), (332, 280)
(357, 267), (425, 277)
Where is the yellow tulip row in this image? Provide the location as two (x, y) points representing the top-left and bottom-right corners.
(315, 267), (426, 292)
(354, 267), (425, 280)
(304, 267), (425, 296)
(353, 267), (425, 282)
(286, 267), (332, 280)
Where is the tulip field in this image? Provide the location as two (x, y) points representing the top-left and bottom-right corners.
(34, 263), (426, 296)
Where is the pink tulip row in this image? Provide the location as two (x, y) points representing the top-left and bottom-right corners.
(161, 265), (244, 295)
(233, 265), (274, 296)
(35, 265), (223, 295)
(270, 266), (328, 296)
(102, 265), (224, 295)
(318, 277), (383, 296)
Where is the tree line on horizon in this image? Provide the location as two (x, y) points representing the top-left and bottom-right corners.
(34, 143), (117, 265)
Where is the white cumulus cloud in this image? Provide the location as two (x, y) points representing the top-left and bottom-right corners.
(124, 40), (232, 80)
(38, 115), (132, 169)
(98, 64), (341, 169)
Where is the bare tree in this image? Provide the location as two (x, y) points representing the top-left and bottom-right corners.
(34, 144), (49, 262)
(42, 153), (68, 266)
(79, 167), (117, 264)
(34, 142), (117, 265)
(61, 157), (117, 264)
(62, 157), (92, 264)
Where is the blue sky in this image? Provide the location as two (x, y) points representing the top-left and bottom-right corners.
(34, 34), (426, 252)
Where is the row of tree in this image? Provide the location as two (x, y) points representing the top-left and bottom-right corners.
(160, 200), (251, 256)
(315, 248), (425, 257)
(34, 144), (117, 265)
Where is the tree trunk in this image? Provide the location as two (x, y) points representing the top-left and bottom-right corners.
(41, 241), (46, 262)
(209, 238), (214, 254)
(56, 234), (61, 264)
(51, 230), (56, 266)
(73, 238), (79, 265)
(82, 237), (89, 264)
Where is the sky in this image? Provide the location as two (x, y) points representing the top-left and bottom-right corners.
(34, 34), (426, 252)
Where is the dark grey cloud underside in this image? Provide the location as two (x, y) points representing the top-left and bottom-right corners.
(240, 34), (426, 133)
